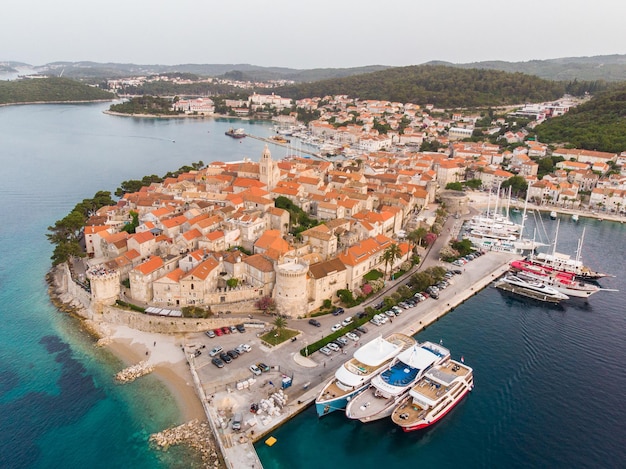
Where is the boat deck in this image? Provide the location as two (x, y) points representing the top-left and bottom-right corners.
(346, 386), (397, 421)
(413, 361), (470, 401)
(496, 280), (565, 303)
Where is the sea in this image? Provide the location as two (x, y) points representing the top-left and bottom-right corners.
(0, 102), (624, 469)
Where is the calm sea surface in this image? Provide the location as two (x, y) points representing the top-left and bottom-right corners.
(0, 102), (277, 468)
(1, 103), (625, 469)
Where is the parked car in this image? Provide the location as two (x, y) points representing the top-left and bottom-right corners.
(384, 310), (396, 318)
(249, 364), (262, 375)
(356, 311), (368, 319)
(331, 323), (342, 332)
(341, 316), (353, 327)
(346, 332), (359, 342)
(229, 325), (238, 333)
(308, 319), (321, 327)
(238, 343), (252, 353)
(336, 336), (349, 346)
(332, 307), (345, 316)
(219, 352), (232, 364)
(319, 346), (332, 356)
(212, 357), (225, 368)
(453, 269), (462, 275)
(326, 342), (340, 352)
(227, 349), (239, 359)
(331, 340), (344, 349)
(351, 329), (362, 337)
(370, 317), (382, 326)
(257, 362), (270, 372)
(221, 326), (231, 335)
(356, 325), (368, 334)
(236, 324), (246, 333)
(213, 328), (223, 336)
(205, 330), (216, 338)
(232, 413), (243, 431)
(193, 349), (202, 357)
(209, 346), (223, 357)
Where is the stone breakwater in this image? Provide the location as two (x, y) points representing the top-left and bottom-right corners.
(115, 361), (154, 383)
(150, 419), (223, 468)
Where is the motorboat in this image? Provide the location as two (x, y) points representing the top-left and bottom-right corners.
(391, 359), (473, 432)
(496, 274), (569, 302)
(315, 334), (415, 417)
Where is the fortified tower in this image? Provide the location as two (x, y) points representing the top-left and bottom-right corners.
(86, 267), (121, 312)
(273, 258), (309, 318)
(259, 145), (279, 191)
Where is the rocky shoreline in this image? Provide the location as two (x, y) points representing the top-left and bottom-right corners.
(150, 419), (223, 468)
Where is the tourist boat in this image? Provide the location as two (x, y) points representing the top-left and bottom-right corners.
(496, 274), (569, 302)
(225, 128), (246, 138)
(550, 211), (558, 220)
(391, 359), (473, 432)
(509, 260), (600, 298)
(269, 135), (290, 144)
(315, 333), (415, 417)
(345, 342), (450, 423)
(572, 213), (579, 222)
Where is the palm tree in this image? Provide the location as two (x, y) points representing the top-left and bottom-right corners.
(273, 316), (287, 336)
(382, 243), (402, 280)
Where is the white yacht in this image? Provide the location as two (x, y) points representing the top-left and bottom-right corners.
(345, 342), (450, 423)
(496, 274), (569, 302)
(315, 333), (415, 417)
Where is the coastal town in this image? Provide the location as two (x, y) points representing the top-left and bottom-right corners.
(43, 83), (626, 468)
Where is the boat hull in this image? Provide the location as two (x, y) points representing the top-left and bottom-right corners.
(316, 386), (365, 417)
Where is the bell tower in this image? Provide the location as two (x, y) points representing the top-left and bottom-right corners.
(259, 145), (277, 190)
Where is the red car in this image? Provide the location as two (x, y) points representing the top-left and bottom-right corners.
(213, 328), (223, 336)
(221, 326), (231, 334)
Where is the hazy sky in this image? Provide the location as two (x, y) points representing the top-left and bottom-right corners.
(2, 0), (624, 68)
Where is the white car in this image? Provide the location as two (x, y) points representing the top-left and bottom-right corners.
(319, 346), (332, 356)
(209, 346), (223, 357)
(341, 316), (354, 327)
(346, 332), (359, 342)
(331, 323), (342, 332)
(376, 314), (389, 324)
(249, 364), (262, 376)
(370, 317), (382, 326)
(236, 344), (252, 354)
(326, 342), (340, 352)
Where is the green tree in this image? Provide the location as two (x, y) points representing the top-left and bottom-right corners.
(273, 316), (287, 334)
(445, 182), (463, 191)
(382, 243), (403, 280)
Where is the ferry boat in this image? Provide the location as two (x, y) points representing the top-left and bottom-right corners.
(225, 128), (246, 138)
(345, 342), (449, 423)
(496, 274), (569, 303)
(315, 333), (415, 417)
(509, 260), (600, 298)
(391, 359), (473, 432)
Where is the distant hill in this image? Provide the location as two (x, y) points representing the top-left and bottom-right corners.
(0, 77), (114, 105)
(274, 65), (570, 108)
(426, 55), (626, 82)
(20, 55), (626, 83)
(34, 61), (390, 83)
(535, 84), (626, 153)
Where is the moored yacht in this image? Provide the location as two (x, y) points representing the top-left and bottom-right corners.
(316, 333), (415, 417)
(509, 260), (600, 298)
(345, 342), (449, 423)
(392, 359), (473, 432)
(496, 274), (569, 303)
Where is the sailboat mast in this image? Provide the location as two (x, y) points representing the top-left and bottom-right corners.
(520, 181), (530, 241)
(576, 227), (586, 263)
(552, 219), (560, 256)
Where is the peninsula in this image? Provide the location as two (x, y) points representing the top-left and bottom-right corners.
(0, 76), (114, 106)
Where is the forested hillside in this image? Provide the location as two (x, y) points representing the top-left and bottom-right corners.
(536, 84), (626, 153)
(274, 65), (571, 108)
(0, 77), (113, 104)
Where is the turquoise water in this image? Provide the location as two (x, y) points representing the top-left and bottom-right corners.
(256, 216), (626, 468)
(0, 103), (277, 468)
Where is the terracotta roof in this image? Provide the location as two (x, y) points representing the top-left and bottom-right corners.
(185, 258), (219, 280)
(243, 254), (275, 272)
(135, 256), (164, 275)
(308, 258), (346, 279)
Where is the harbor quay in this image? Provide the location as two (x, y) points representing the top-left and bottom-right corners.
(187, 250), (518, 469)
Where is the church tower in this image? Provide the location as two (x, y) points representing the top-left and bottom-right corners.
(259, 145), (279, 190)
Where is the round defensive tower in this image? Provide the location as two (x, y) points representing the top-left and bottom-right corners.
(273, 260), (309, 318)
(87, 267), (121, 310)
